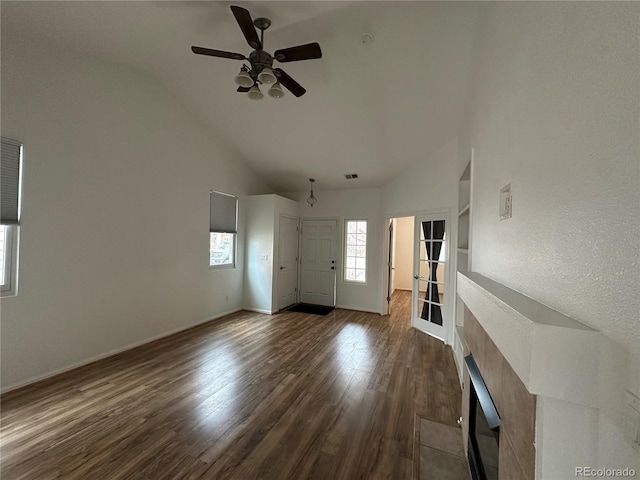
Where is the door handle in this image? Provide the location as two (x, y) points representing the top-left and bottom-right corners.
(331, 266), (335, 270)
(280, 266), (285, 270)
(414, 275), (425, 280)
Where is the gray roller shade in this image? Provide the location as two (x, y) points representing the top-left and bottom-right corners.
(210, 191), (237, 234)
(1, 138), (22, 225)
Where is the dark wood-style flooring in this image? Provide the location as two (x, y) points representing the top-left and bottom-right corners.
(1, 291), (462, 479)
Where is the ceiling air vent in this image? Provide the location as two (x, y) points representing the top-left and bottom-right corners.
(344, 173), (359, 179)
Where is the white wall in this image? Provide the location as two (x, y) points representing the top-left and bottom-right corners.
(243, 194), (300, 314)
(285, 188), (384, 314)
(243, 195), (277, 314)
(382, 136), (459, 219)
(458, 2), (639, 475)
(392, 216), (414, 291)
(0, 39), (270, 391)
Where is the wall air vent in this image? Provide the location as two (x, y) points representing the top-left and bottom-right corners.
(344, 173), (359, 179)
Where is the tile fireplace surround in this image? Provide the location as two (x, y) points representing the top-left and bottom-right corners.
(457, 272), (602, 480)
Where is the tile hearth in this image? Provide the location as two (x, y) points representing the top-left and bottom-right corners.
(417, 417), (470, 480)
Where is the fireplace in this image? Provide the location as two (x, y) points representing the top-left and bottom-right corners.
(457, 272), (603, 479)
(465, 354), (500, 480)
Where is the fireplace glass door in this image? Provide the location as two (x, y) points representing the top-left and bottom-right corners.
(469, 383), (499, 480)
(466, 354), (500, 480)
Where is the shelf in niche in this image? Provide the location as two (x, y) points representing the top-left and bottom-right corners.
(457, 248), (469, 254)
(458, 204), (470, 216)
(460, 162), (471, 182)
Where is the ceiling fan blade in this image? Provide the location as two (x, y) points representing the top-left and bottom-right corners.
(230, 6), (262, 50)
(274, 43), (322, 63)
(274, 68), (306, 97)
(191, 46), (245, 61)
(237, 86), (252, 93)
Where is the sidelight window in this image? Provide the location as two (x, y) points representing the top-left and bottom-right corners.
(344, 220), (367, 283)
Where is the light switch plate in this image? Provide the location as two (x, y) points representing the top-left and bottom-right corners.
(500, 183), (512, 220)
(260, 254), (269, 261)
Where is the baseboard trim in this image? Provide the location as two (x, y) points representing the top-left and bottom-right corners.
(1, 308), (243, 395)
(242, 307), (274, 315)
(336, 305), (381, 315)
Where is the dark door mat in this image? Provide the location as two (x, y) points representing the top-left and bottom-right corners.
(285, 303), (335, 316)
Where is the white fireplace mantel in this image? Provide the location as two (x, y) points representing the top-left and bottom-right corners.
(457, 272), (601, 407)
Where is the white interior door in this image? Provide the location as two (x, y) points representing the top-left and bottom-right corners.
(277, 215), (299, 310)
(412, 215), (449, 341)
(299, 219), (337, 306)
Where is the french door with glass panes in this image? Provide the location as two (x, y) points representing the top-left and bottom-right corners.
(412, 215), (449, 341)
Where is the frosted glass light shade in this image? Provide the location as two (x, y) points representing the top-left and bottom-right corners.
(268, 83), (284, 99)
(234, 70), (253, 88)
(247, 85), (263, 100)
(257, 67), (277, 85)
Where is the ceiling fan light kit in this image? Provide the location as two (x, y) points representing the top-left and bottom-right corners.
(191, 5), (322, 99)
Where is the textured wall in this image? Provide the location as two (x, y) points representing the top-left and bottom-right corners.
(382, 137), (458, 218)
(458, 2), (639, 473)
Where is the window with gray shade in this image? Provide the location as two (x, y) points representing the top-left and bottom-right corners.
(210, 191), (238, 234)
(1, 138), (22, 226)
(209, 191), (237, 268)
(1, 137), (22, 296)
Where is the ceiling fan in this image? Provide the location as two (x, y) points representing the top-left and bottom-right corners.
(191, 5), (322, 99)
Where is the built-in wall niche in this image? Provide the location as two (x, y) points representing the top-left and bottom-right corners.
(454, 150), (474, 382)
(457, 154), (472, 271)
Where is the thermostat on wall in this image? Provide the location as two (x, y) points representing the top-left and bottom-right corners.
(500, 183), (512, 220)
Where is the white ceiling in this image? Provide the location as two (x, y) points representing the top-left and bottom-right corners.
(2, 1), (479, 192)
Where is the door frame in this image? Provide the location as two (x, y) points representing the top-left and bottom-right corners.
(381, 208), (456, 345)
(299, 217), (339, 307)
(385, 219), (395, 315)
(275, 214), (300, 310)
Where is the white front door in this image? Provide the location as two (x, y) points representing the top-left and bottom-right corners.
(412, 215), (449, 341)
(299, 219), (337, 306)
(277, 215), (299, 310)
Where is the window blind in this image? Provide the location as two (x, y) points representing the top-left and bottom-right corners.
(210, 191), (237, 234)
(1, 138), (22, 226)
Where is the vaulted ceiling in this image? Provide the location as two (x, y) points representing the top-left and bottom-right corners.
(2, 1), (479, 192)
